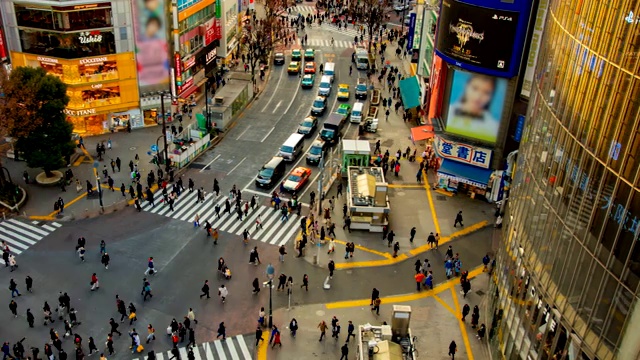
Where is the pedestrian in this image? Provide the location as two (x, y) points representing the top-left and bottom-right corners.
(462, 304), (470, 322)
(410, 227), (416, 243)
(449, 340), (457, 359)
(77, 246), (86, 262)
(187, 308), (198, 324)
(106, 334), (115, 354)
(387, 230), (395, 247)
(200, 280), (210, 299)
(218, 284), (228, 303)
(9, 279), (20, 297)
(8, 254), (17, 272)
(393, 241), (400, 258)
(289, 318), (298, 337)
(346, 320), (355, 342)
(144, 257), (155, 275)
(385, 108), (390, 121)
(90, 273), (99, 291)
(252, 278), (261, 294)
(145, 324), (156, 344)
(482, 253), (491, 271)
(216, 322), (226, 340)
(414, 272), (425, 291)
(301, 274), (309, 291)
(340, 343), (349, 360)
(9, 299), (18, 317)
(128, 303), (137, 325)
(26, 308), (34, 327)
(454, 211), (464, 227)
(372, 297), (381, 315)
(278, 245), (287, 262)
(255, 326), (264, 346)
(101, 252), (110, 270)
(343, 215), (351, 232)
(337, 183), (342, 196)
(328, 260), (335, 278)
(187, 327), (195, 347)
(476, 324), (486, 340)
(271, 328), (281, 348)
(88, 337), (98, 355)
(331, 316), (340, 339)
(318, 320), (327, 341)
(471, 305), (479, 329)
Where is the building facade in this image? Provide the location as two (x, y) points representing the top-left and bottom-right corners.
(489, 1), (640, 359)
(1, 0), (141, 134)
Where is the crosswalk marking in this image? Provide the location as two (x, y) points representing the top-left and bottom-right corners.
(0, 219), (62, 256)
(132, 335), (251, 360)
(292, 5), (315, 13)
(299, 38), (352, 48)
(141, 191), (300, 246)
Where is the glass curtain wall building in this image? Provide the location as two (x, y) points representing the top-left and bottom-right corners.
(489, 0), (640, 360)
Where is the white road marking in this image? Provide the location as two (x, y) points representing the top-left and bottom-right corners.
(227, 157), (247, 175)
(235, 127), (250, 141)
(272, 100), (283, 114)
(262, 67), (286, 112)
(199, 154), (221, 173)
(260, 127), (275, 142)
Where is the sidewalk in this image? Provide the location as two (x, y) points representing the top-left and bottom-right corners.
(293, 42), (494, 270)
(6, 64), (274, 220)
(264, 267), (493, 360)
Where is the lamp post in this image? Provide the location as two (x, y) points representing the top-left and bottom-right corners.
(315, 152), (324, 265)
(204, 79), (211, 130)
(265, 263), (275, 328)
(157, 91), (172, 172)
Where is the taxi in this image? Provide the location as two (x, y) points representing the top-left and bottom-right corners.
(297, 116), (318, 137)
(335, 103), (352, 120)
(304, 48), (315, 60)
(288, 61), (301, 74)
(337, 84), (350, 101)
(310, 96), (327, 115)
(283, 167), (312, 192)
(291, 49), (302, 61)
(304, 62), (316, 74)
(301, 74), (315, 88)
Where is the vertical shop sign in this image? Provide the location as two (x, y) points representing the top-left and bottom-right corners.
(174, 53), (183, 90)
(204, 19), (216, 45)
(407, 12), (417, 50)
(215, 0), (221, 18)
(513, 115), (525, 142)
(0, 29), (7, 60)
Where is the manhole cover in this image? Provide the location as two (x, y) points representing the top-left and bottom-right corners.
(476, 290), (485, 296)
(129, 146), (137, 151)
(436, 195), (447, 201)
(396, 191), (406, 196)
(346, 270), (353, 274)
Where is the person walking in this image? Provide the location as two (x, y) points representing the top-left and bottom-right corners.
(9, 279), (20, 298)
(187, 308), (198, 325)
(90, 273), (99, 291)
(289, 319), (298, 337)
(77, 246), (86, 262)
(255, 326), (264, 346)
(462, 304), (470, 322)
(454, 211), (464, 227)
(343, 216), (351, 233)
(26, 308), (34, 327)
(328, 260), (335, 279)
(340, 343), (349, 360)
(278, 245), (287, 262)
(216, 322), (226, 340)
(218, 284), (228, 303)
(471, 305), (480, 329)
(387, 230), (395, 247)
(146, 324), (156, 343)
(448, 340), (457, 359)
(346, 321), (355, 342)
(393, 241), (400, 258)
(409, 227), (416, 243)
(271, 327), (281, 349)
(371, 297), (382, 315)
(9, 299), (18, 318)
(414, 272), (425, 291)
(98, 252), (109, 271)
(301, 274), (309, 291)
(318, 320), (328, 341)
(200, 280), (210, 299)
(144, 257), (155, 275)
(88, 337), (98, 356)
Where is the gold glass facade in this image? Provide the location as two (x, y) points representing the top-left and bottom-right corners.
(10, 52), (140, 135)
(489, 1), (640, 360)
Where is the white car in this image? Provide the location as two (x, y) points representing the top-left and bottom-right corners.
(394, 3), (410, 11)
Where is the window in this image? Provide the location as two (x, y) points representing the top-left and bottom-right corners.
(119, 27), (127, 40)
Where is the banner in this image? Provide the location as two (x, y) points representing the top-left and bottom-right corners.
(132, 0), (170, 87)
(520, 0), (548, 98)
(407, 12), (417, 50)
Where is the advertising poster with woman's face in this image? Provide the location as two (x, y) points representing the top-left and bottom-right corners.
(132, 0), (170, 87)
(445, 70), (507, 144)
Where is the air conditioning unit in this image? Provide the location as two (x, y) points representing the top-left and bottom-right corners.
(214, 97), (224, 105)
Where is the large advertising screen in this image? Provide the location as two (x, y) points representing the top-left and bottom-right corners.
(445, 69), (507, 144)
(436, 0), (518, 75)
(132, 0), (170, 87)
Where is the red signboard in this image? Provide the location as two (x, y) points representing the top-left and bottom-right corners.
(204, 19), (216, 46)
(174, 52), (182, 83)
(183, 56), (196, 70)
(0, 29), (6, 60)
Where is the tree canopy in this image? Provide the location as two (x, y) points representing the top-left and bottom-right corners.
(0, 66), (75, 175)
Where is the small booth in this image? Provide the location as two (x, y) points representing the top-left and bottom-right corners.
(341, 140), (372, 177)
(346, 166), (390, 232)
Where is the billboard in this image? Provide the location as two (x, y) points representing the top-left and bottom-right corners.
(445, 69), (507, 144)
(521, 0), (549, 98)
(435, 0), (520, 76)
(132, 0), (170, 87)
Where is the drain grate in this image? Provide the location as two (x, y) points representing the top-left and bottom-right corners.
(476, 290), (485, 296)
(436, 195), (447, 201)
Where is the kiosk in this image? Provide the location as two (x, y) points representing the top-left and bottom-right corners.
(346, 166), (390, 232)
(341, 140), (372, 177)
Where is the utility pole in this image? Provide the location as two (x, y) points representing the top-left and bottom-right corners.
(315, 153), (324, 265)
(158, 91), (171, 172)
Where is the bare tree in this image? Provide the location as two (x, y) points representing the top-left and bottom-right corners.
(347, 0), (393, 53)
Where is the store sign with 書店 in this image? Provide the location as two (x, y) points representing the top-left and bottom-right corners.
(434, 136), (492, 169)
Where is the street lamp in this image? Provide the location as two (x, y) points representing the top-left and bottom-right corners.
(157, 91), (172, 172)
(315, 152), (324, 265)
(265, 263), (275, 328)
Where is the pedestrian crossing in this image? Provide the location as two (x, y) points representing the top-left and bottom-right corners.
(0, 219), (62, 255)
(140, 191), (301, 246)
(319, 23), (363, 38)
(132, 335), (253, 360)
(297, 38), (353, 48)
(291, 5), (316, 14)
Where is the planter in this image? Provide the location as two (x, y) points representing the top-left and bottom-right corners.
(35, 171), (63, 186)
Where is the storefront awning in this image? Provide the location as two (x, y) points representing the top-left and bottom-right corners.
(410, 125), (434, 142)
(399, 76), (421, 109)
(438, 159), (492, 189)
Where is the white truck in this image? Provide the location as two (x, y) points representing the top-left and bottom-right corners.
(357, 305), (418, 360)
(355, 46), (370, 70)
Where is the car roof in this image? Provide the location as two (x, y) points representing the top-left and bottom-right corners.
(289, 61), (298, 65)
(303, 74), (313, 78)
(314, 96), (326, 101)
(312, 139), (326, 146)
(338, 104), (350, 109)
(292, 49), (301, 53)
(265, 156), (284, 168)
(339, 84), (349, 87)
(303, 115), (316, 121)
(275, 53), (284, 56)
(305, 48), (314, 52)
(291, 167), (310, 175)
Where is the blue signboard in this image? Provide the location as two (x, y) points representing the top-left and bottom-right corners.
(407, 13), (417, 50)
(513, 115), (525, 142)
(151, 144), (159, 152)
(435, 0), (533, 78)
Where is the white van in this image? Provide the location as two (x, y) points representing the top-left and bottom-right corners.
(351, 102), (364, 123)
(324, 62), (336, 82)
(318, 75), (332, 96)
(278, 133), (305, 161)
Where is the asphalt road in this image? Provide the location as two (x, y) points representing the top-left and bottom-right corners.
(0, 19), (493, 360)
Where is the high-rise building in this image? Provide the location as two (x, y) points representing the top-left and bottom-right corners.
(489, 1), (640, 359)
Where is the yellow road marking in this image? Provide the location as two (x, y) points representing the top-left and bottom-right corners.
(28, 215), (55, 221)
(45, 192), (88, 218)
(409, 221), (489, 256)
(72, 155), (85, 167)
(435, 188), (454, 197)
(326, 266), (484, 309)
(423, 172), (440, 234)
(334, 253), (408, 269)
(387, 184), (425, 189)
(257, 330), (268, 360)
(450, 286), (475, 360)
(433, 294), (457, 317)
(332, 239), (391, 259)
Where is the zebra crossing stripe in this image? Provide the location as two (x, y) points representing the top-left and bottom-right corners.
(235, 335), (252, 360)
(227, 337), (240, 360)
(269, 214), (299, 245)
(3, 222), (43, 241)
(9, 219), (49, 237)
(253, 208), (280, 239)
(281, 222), (301, 246)
(155, 351), (164, 360)
(0, 227), (37, 245)
(178, 347), (188, 360)
(234, 206), (268, 235)
(193, 346), (202, 360)
(203, 342), (214, 360)
(213, 340), (227, 360)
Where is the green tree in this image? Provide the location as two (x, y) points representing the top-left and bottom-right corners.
(0, 67), (75, 177)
